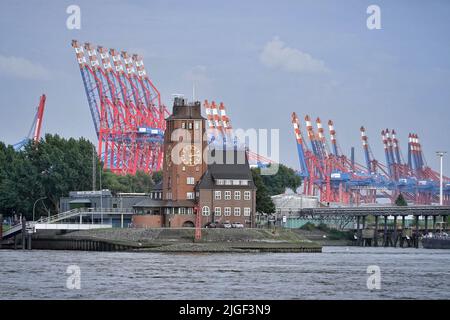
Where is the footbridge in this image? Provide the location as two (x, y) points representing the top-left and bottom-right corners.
(1, 208), (134, 240)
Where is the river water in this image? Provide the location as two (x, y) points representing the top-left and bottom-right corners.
(0, 247), (449, 299)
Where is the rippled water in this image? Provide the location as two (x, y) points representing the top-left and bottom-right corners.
(1, 247), (449, 299)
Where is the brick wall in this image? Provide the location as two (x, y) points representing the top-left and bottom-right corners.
(199, 189), (256, 227)
(131, 215), (163, 228)
(165, 214), (197, 228)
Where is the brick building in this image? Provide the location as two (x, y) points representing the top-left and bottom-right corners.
(131, 97), (257, 228)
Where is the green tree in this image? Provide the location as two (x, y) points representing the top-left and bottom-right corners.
(152, 171), (163, 185)
(102, 170), (156, 194)
(0, 135), (162, 219)
(395, 193), (407, 206)
(252, 168), (275, 213)
(0, 135), (98, 219)
(259, 164), (302, 195)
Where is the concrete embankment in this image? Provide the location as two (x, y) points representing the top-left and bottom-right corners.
(27, 228), (322, 253)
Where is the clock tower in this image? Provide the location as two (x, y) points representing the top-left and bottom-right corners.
(162, 97), (207, 202)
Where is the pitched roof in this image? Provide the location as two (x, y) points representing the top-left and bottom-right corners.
(196, 149), (256, 190)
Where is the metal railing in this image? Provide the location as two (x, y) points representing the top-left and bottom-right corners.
(2, 208), (135, 238)
(2, 223), (27, 238)
(35, 208), (82, 224)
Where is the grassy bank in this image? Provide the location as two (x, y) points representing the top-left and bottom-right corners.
(292, 223), (354, 246)
(32, 228), (322, 253)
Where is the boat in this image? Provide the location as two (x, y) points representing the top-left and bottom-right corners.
(422, 222), (450, 249)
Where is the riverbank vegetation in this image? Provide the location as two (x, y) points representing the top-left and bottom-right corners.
(300, 222), (353, 240)
(0, 135), (160, 220)
(1, 136), (300, 220)
(251, 165), (302, 213)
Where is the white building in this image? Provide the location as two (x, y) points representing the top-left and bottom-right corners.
(271, 193), (319, 215)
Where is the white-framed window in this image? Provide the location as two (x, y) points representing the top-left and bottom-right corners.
(187, 177), (195, 185)
(202, 206), (210, 216)
(240, 180), (248, 186)
(186, 192), (194, 199)
(225, 191), (231, 200)
(214, 207), (221, 216)
(234, 191), (241, 200)
(232, 179), (240, 185)
(179, 207), (186, 214)
(214, 191), (221, 200)
(244, 191), (251, 200)
(234, 207), (241, 216)
(181, 122), (186, 129)
(244, 207), (251, 216)
(166, 192), (172, 200)
(225, 179), (232, 185)
(188, 122), (193, 129)
(216, 179), (224, 185)
(182, 166), (186, 172)
(187, 208), (193, 214)
(224, 207), (231, 216)
(195, 121), (200, 130)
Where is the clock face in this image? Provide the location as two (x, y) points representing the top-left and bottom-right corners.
(180, 144), (202, 166)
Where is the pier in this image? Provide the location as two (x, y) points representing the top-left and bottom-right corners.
(287, 205), (449, 248)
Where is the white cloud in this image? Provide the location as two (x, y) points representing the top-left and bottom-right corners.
(260, 37), (328, 74)
(0, 55), (50, 80)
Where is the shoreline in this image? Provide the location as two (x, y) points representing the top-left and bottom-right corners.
(2, 228), (324, 253)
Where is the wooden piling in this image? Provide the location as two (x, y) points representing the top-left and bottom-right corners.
(0, 214), (2, 249)
(27, 233), (32, 250)
(383, 215), (388, 247)
(393, 215), (398, 247)
(414, 215), (419, 248)
(374, 215), (378, 247)
(356, 216), (361, 246)
(21, 219), (26, 250)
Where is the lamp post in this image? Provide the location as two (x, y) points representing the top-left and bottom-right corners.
(33, 197), (47, 221)
(436, 151), (447, 206)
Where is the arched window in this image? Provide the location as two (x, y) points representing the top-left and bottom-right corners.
(202, 206), (210, 216)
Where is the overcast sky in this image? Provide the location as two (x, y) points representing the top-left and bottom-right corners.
(0, 0), (449, 175)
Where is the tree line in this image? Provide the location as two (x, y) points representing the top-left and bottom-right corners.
(0, 134), (301, 220)
(0, 134), (160, 220)
(251, 165), (302, 214)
